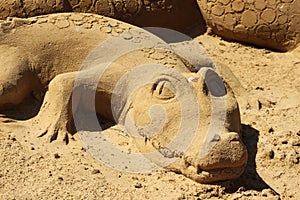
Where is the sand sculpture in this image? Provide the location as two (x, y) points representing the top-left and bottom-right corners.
(1, 0), (299, 51)
(197, 0), (300, 51)
(0, 13), (248, 183)
(0, 0), (205, 34)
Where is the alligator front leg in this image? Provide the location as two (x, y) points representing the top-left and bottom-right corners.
(30, 72), (79, 144)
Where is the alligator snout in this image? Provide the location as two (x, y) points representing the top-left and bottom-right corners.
(166, 131), (248, 183)
(198, 132), (248, 170)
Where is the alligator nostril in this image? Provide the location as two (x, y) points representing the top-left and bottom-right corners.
(196, 165), (202, 174)
(230, 137), (239, 142)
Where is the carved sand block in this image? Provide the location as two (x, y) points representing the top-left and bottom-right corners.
(197, 0), (300, 51)
(0, 13), (247, 183)
(0, 0), (205, 34)
(1, 0), (298, 51)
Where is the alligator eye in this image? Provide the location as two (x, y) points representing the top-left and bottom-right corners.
(152, 80), (175, 100)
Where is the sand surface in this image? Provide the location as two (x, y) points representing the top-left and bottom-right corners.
(0, 31), (299, 199)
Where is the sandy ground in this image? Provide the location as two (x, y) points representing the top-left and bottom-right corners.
(0, 31), (299, 199)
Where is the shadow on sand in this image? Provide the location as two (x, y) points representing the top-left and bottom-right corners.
(0, 95), (42, 120)
(219, 124), (279, 194)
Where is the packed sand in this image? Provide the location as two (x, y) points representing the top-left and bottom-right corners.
(0, 29), (299, 199)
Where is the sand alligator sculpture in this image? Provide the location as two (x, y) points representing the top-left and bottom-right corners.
(1, 0), (299, 51)
(0, 13), (248, 183)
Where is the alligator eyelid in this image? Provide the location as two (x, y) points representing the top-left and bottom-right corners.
(152, 83), (157, 94)
(153, 81), (165, 95)
(158, 82), (165, 95)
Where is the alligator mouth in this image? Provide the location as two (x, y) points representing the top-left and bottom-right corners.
(178, 163), (247, 183)
(167, 138), (249, 183)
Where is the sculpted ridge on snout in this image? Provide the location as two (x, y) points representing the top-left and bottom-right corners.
(0, 13), (247, 183)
